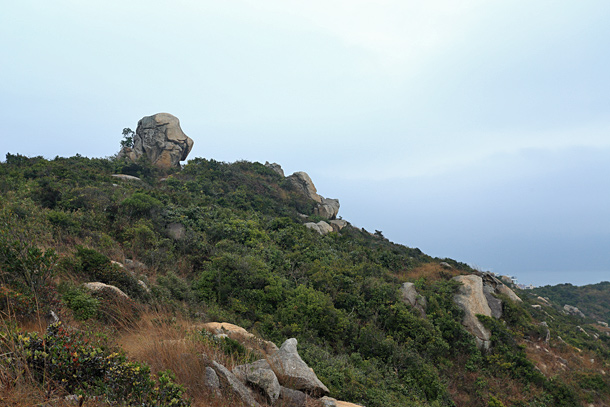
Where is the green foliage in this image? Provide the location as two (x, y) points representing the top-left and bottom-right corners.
(121, 128), (135, 148)
(121, 193), (163, 217)
(3, 323), (189, 406)
(530, 282), (610, 323)
(0, 235), (58, 296)
(61, 283), (100, 320)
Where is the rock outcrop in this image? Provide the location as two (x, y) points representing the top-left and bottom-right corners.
(268, 338), (330, 397)
(321, 397), (366, 407)
(400, 282), (427, 315)
(233, 362), (281, 404)
(287, 171), (340, 220)
(83, 282), (129, 299)
(212, 361), (261, 407)
(305, 221), (333, 235)
(202, 322), (278, 356)
(329, 219), (348, 232)
(264, 161), (285, 177)
(452, 275), (492, 348)
(564, 304), (586, 318)
(118, 113), (194, 169)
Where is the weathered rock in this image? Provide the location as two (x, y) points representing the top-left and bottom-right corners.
(264, 161), (285, 177)
(211, 361), (261, 407)
(329, 219), (348, 232)
(138, 280), (151, 293)
(268, 338), (329, 397)
(167, 222), (186, 240)
(278, 386), (308, 407)
(202, 322), (278, 356)
(483, 285), (503, 319)
(205, 366), (221, 391)
(233, 363), (280, 404)
(452, 275), (492, 348)
(537, 296), (550, 305)
(321, 397), (366, 407)
(564, 304), (585, 318)
(111, 174), (142, 182)
(540, 321), (550, 343)
(399, 282), (427, 315)
(439, 262), (453, 269)
(314, 198), (340, 220)
(496, 283), (522, 302)
(119, 113), (194, 169)
(305, 221), (333, 236)
(500, 275), (514, 285)
(598, 321), (609, 327)
(83, 282), (130, 299)
(287, 172), (322, 203)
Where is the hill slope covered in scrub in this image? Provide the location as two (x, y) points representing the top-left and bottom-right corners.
(530, 282), (610, 324)
(1, 153), (609, 407)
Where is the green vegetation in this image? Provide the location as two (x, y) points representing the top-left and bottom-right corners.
(530, 281), (610, 323)
(0, 152), (609, 406)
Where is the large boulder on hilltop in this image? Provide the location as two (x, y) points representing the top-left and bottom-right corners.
(268, 338), (330, 397)
(314, 197), (340, 220)
(287, 171), (341, 219)
(452, 275), (492, 348)
(83, 282), (129, 299)
(288, 172), (322, 203)
(264, 161), (285, 177)
(119, 113), (194, 169)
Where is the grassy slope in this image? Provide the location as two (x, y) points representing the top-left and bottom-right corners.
(0, 153), (609, 406)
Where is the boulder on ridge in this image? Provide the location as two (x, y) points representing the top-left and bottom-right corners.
(452, 275), (492, 348)
(118, 113), (194, 169)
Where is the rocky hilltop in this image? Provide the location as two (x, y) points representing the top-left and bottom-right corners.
(1, 115), (609, 407)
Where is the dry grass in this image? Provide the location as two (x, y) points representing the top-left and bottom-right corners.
(396, 262), (464, 283)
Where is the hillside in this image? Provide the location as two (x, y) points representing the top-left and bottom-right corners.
(530, 282), (610, 323)
(1, 150), (610, 407)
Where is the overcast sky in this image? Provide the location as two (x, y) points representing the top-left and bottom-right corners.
(2, 1), (609, 286)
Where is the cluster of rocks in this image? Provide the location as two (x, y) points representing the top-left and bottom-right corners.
(400, 272), (523, 350)
(118, 113), (194, 169)
(264, 162), (344, 236)
(202, 323), (364, 407)
(452, 273), (522, 349)
(563, 304), (586, 318)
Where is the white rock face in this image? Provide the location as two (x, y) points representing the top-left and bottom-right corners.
(400, 282), (427, 315)
(329, 219), (348, 232)
(288, 172), (322, 203)
(452, 275), (492, 346)
(314, 197), (340, 220)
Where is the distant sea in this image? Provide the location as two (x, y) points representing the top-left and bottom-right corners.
(513, 270), (610, 288)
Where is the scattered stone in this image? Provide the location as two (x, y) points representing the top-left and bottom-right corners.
(576, 326), (590, 337)
(211, 361), (261, 407)
(540, 322), (550, 343)
(268, 338), (330, 396)
(321, 397), (366, 407)
(45, 310), (60, 326)
(233, 363), (281, 404)
(564, 305), (585, 318)
(329, 219), (348, 232)
(399, 282), (427, 315)
(83, 282), (130, 299)
(305, 221), (333, 235)
(452, 275), (492, 349)
(279, 386), (308, 407)
(118, 113), (194, 169)
(500, 275), (513, 285)
(598, 321), (608, 327)
(124, 259), (147, 270)
(314, 197), (340, 220)
(537, 296), (550, 305)
(531, 305), (542, 309)
(167, 222), (186, 240)
(264, 161), (285, 177)
(205, 366), (221, 391)
(439, 262), (453, 269)
(111, 174), (142, 182)
(138, 280), (151, 293)
(202, 322), (278, 356)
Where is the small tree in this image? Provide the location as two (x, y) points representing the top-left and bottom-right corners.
(120, 128), (135, 148)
